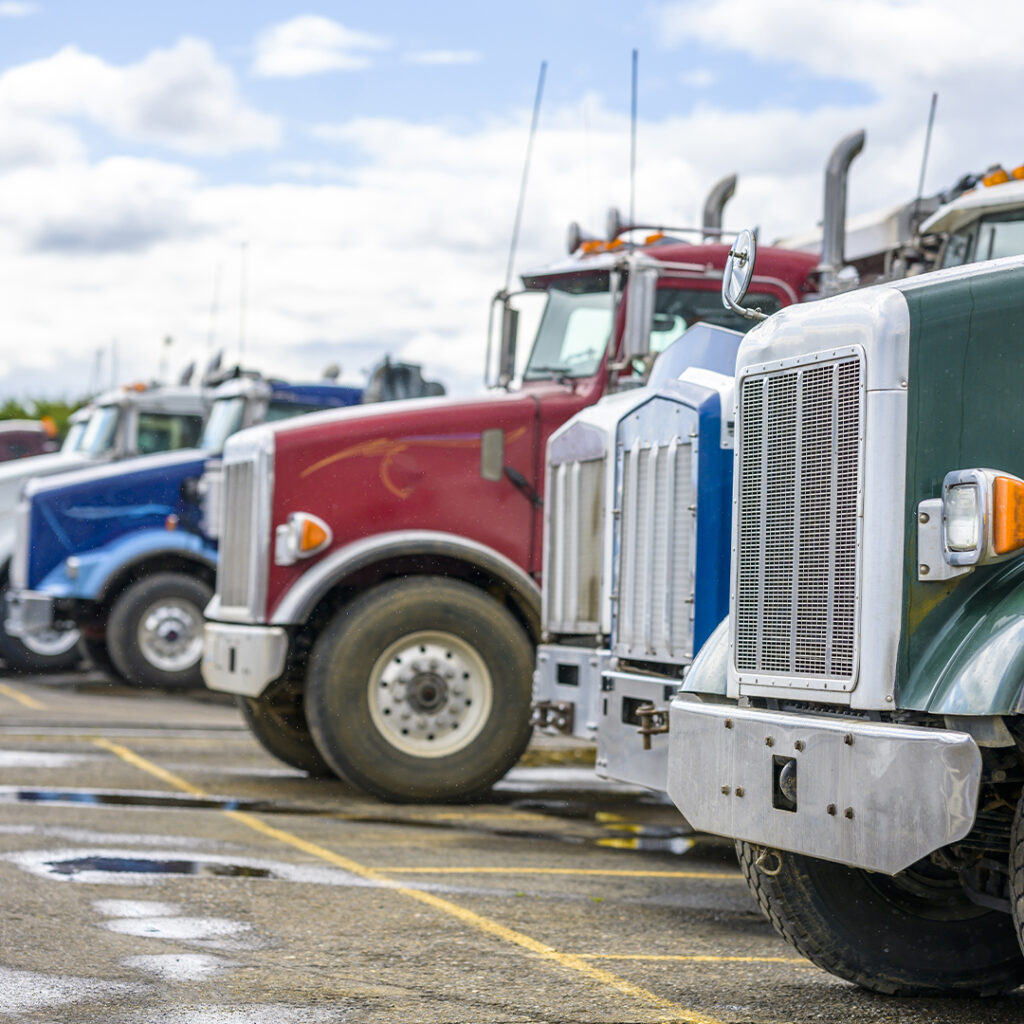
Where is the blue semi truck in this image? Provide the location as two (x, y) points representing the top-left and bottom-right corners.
(5, 373), (364, 688)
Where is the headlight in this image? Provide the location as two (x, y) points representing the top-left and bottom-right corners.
(942, 468), (1024, 567)
(273, 512), (332, 566)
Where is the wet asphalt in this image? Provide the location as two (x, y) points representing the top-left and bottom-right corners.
(0, 672), (1021, 1023)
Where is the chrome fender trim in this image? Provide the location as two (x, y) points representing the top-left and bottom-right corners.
(270, 530), (541, 632)
(666, 696), (981, 875)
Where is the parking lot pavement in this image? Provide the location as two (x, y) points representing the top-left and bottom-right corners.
(0, 673), (1022, 1023)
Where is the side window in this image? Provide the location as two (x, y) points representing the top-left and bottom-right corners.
(136, 413), (204, 455)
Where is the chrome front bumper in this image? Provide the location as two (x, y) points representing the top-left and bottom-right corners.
(666, 696), (981, 875)
(596, 669), (678, 792)
(201, 622), (288, 698)
(5, 589), (56, 638)
(532, 645), (609, 740)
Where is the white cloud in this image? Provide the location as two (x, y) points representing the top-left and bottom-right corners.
(252, 16), (389, 77)
(652, 0), (1024, 87)
(0, 2), (37, 16)
(404, 50), (482, 66)
(0, 39), (279, 155)
(679, 68), (715, 89)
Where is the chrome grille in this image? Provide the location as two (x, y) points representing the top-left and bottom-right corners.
(545, 458), (604, 632)
(735, 355), (863, 681)
(615, 438), (694, 662)
(217, 460), (257, 610)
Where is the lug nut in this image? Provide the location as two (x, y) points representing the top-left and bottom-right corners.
(721, 785), (731, 795)
(794, 740), (805, 752)
(765, 737), (774, 747)
(844, 807), (854, 819)
(827, 804), (836, 816)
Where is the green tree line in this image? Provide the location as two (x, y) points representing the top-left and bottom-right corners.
(0, 397), (89, 438)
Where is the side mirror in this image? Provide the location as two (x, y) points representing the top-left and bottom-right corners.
(722, 230), (768, 322)
(621, 267), (658, 359)
(498, 302), (519, 388)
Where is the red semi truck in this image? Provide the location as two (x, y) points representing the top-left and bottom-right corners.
(201, 184), (821, 802)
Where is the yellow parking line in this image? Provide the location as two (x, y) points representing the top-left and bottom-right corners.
(93, 737), (726, 1024)
(0, 683), (46, 711)
(581, 954), (807, 965)
(385, 866), (740, 880)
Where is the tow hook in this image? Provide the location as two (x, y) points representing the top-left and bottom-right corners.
(635, 704), (669, 750)
(531, 700), (574, 734)
(754, 846), (783, 877)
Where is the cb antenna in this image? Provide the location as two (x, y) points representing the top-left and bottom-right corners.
(629, 49), (638, 234)
(912, 92), (938, 224)
(504, 61), (547, 293)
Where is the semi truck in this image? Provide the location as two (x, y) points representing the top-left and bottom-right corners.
(532, 132), (867, 787)
(4, 372), (368, 689)
(198, 183), (822, 800)
(0, 381), (209, 672)
(665, 244), (1024, 995)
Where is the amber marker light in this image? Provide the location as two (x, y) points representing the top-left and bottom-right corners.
(274, 511), (332, 565)
(983, 167), (1010, 187)
(993, 475), (1024, 555)
(1012, 165), (1024, 181)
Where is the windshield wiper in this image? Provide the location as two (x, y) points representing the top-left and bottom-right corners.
(524, 365), (576, 385)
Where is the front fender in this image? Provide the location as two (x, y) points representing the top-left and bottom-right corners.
(39, 529), (217, 602)
(265, 529), (541, 635)
(680, 617), (729, 697)
(905, 557), (1024, 715)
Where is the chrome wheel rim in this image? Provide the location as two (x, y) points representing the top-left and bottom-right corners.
(367, 630), (493, 758)
(21, 624), (80, 659)
(136, 598), (204, 673)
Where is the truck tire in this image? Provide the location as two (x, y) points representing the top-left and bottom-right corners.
(78, 634), (120, 679)
(238, 695), (335, 778)
(1013, 792), (1024, 958)
(306, 576), (534, 803)
(737, 841), (1024, 995)
(107, 573), (212, 690)
(0, 586), (81, 674)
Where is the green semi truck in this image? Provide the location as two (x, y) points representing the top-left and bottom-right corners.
(667, 243), (1024, 994)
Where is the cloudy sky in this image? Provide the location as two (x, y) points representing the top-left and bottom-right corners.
(0, 1), (1018, 400)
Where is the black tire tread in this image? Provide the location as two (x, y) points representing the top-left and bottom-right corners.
(1012, 794), (1024, 957)
(238, 695), (335, 778)
(737, 841), (1024, 996)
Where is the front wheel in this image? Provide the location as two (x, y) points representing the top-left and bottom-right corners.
(306, 576), (534, 803)
(1012, 791), (1024, 957)
(238, 693), (335, 778)
(106, 573), (212, 690)
(738, 841), (1024, 995)
(0, 585), (81, 674)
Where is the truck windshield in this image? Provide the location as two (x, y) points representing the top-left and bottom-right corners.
(61, 420), (88, 453)
(650, 288), (783, 353)
(941, 209), (1024, 268)
(522, 284), (614, 381)
(201, 397), (247, 454)
(78, 405), (121, 456)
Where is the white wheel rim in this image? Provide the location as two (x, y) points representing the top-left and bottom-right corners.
(136, 598), (204, 673)
(21, 624), (80, 659)
(367, 630), (493, 758)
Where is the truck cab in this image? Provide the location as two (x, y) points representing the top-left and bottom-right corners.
(5, 375), (364, 689)
(0, 382), (208, 672)
(199, 185), (819, 801)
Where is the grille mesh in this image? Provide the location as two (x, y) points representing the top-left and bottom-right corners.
(217, 460), (257, 610)
(735, 356), (862, 681)
(616, 439), (694, 662)
(545, 458), (604, 632)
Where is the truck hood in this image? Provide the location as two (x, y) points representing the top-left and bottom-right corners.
(0, 450), (92, 518)
(24, 448), (210, 590)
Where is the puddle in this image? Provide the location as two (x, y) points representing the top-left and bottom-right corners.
(105, 916), (251, 941)
(0, 751), (97, 768)
(48, 856), (277, 879)
(0, 965), (137, 1013)
(122, 953), (232, 981)
(128, 1006), (346, 1024)
(95, 899), (181, 918)
(0, 786), (313, 814)
(5, 846), (378, 888)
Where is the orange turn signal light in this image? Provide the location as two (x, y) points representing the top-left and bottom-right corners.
(299, 516), (329, 553)
(993, 475), (1024, 555)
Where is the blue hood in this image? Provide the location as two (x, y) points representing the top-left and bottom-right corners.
(25, 449), (209, 589)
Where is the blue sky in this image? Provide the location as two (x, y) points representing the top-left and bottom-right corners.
(0, 1), (1017, 399)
